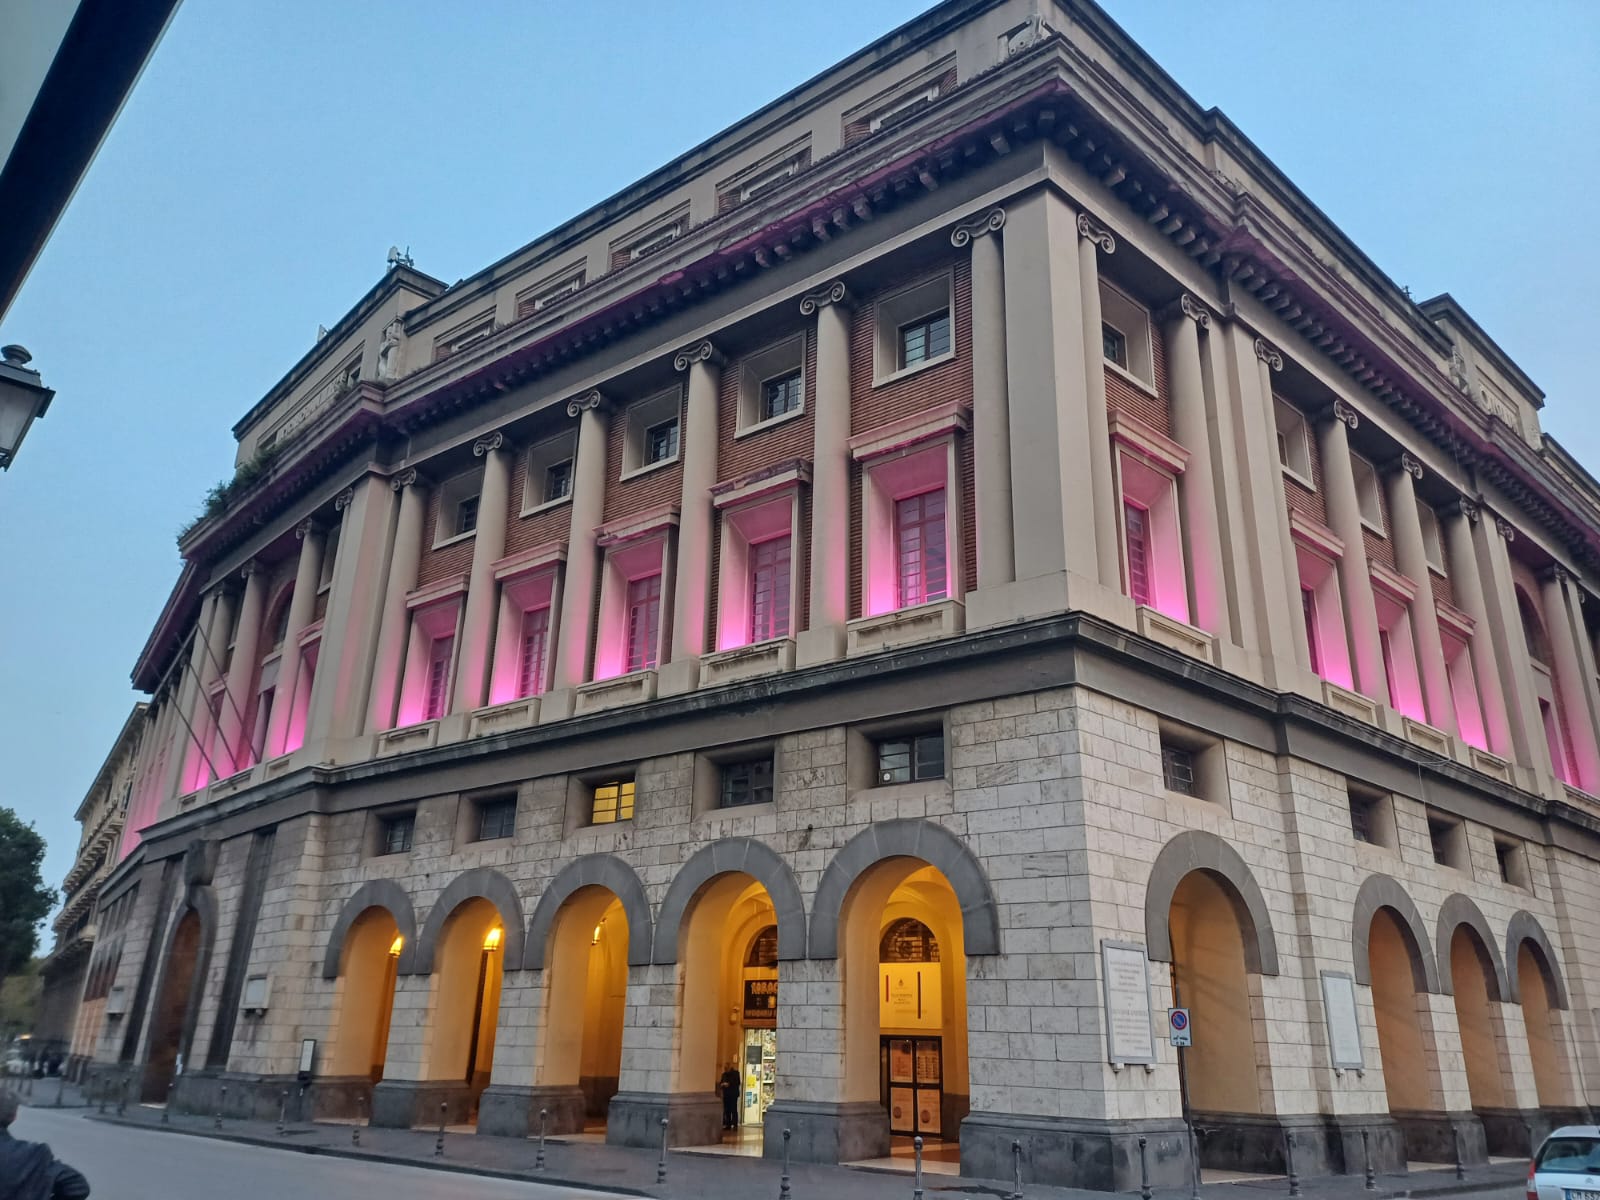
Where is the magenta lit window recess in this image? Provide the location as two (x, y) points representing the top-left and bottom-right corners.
(1301, 588), (1322, 675)
(518, 607), (550, 698)
(895, 489), (948, 608)
(1124, 501), (1152, 607)
(749, 536), (792, 642)
(424, 635), (454, 721)
(626, 574), (662, 672)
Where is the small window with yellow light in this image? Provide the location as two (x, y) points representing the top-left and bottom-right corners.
(590, 779), (635, 825)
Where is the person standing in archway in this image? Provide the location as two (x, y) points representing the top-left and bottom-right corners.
(719, 1062), (741, 1131)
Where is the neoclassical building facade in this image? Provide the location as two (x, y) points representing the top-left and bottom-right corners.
(82, 0), (1599, 1188)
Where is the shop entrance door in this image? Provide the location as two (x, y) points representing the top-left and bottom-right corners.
(880, 1035), (943, 1137)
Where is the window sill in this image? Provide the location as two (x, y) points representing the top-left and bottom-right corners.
(847, 599), (964, 658)
(699, 799), (776, 823)
(620, 455), (679, 483)
(1104, 358), (1159, 399)
(575, 669), (658, 715)
(376, 721), (439, 758)
(873, 349), (955, 389)
(432, 528), (477, 551)
(1280, 465), (1316, 492)
(519, 494), (572, 519)
(1359, 517), (1387, 538)
(702, 638), (795, 688)
(735, 406), (806, 441)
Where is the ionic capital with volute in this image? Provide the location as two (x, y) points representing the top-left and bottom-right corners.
(673, 340), (724, 372)
(1495, 516), (1516, 543)
(1076, 212), (1115, 254)
(949, 208), (1005, 248)
(294, 517), (321, 540)
(565, 389), (606, 419)
(1395, 452), (1424, 481)
(333, 486), (355, 512)
(799, 280), (851, 315)
(1253, 338), (1283, 372)
(390, 467), (419, 492)
(473, 430), (507, 458)
(1159, 293), (1211, 329)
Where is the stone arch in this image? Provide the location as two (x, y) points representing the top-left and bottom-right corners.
(523, 853), (653, 968)
(652, 838), (807, 964)
(808, 818), (1000, 959)
(141, 885), (218, 1099)
(1143, 830), (1280, 976)
(321, 879), (420, 979)
(1435, 893), (1508, 1000)
(415, 868), (526, 973)
(1351, 874), (1439, 992)
(1506, 910), (1569, 1008)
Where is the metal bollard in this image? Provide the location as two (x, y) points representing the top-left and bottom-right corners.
(913, 1134), (925, 1200)
(1361, 1129), (1376, 1192)
(1139, 1135), (1153, 1200)
(1285, 1130), (1300, 1197)
(95, 1078), (106, 1114)
(117, 1074), (128, 1117)
(352, 1092), (362, 1147)
(1453, 1126), (1466, 1181)
(434, 1102), (447, 1157)
(1011, 1138), (1024, 1200)
(163, 1081), (174, 1124)
(1189, 1126), (1203, 1200)
(298, 1085), (306, 1126)
(780, 1128), (792, 1200)
(54, 1075), (65, 1108)
(216, 1085), (227, 1129)
(535, 1108), (547, 1170)
(277, 1089), (288, 1136)
(657, 1117), (669, 1184)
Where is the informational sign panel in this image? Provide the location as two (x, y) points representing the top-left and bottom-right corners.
(1320, 971), (1364, 1069)
(1100, 941), (1156, 1065)
(743, 978), (778, 1027)
(879, 964), (942, 1031)
(1167, 1007), (1191, 1047)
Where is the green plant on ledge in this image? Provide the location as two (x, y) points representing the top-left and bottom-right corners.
(178, 440), (282, 541)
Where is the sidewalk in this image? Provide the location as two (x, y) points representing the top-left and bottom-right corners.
(22, 1087), (1527, 1200)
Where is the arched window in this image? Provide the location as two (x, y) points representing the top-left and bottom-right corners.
(745, 924), (778, 968)
(879, 917), (940, 963)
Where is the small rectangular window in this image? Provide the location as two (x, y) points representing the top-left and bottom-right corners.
(1428, 813), (1463, 868)
(1124, 501), (1152, 607)
(1102, 323), (1128, 369)
(646, 418), (679, 465)
(1417, 501), (1446, 573)
(1160, 743), (1197, 797)
(898, 310), (950, 369)
(626, 574), (662, 673)
(895, 489), (948, 607)
(761, 370), (803, 421)
(749, 537), (791, 642)
(1351, 453), (1384, 532)
(1275, 401), (1313, 481)
(1495, 839), (1526, 888)
(875, 732), (944, 784)
(456, 495), (480, 535)
(719, 757), (774, 808)
(517, 607), (550, 698)
(1349, 793), (1379, 843)
(476, 798), (516, 842)
(545, 459), (573, 503)
(591, 780), (635, 824)
(424, 636), (454, 721)
(380, 814), (414, 855)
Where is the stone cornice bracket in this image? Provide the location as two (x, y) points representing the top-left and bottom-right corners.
(673, 340), (724, 372)
(565, 389), (605, 419)
(333, 486), (355, 512)
(1253, 338), (1283, 372)
(294, 517), (320, 540)
(1398, 452), (1424, 481)
(799, 280), (850, 316)
(1077, 212), (1116, 254)
(1159, 293), (1211, 329)
(1495, 516), (1516, 543)
(1331, 398), (1360, 431)
(950, 207), (1005, 248)
(473, 431), (507, 458)
(390, 467), (419, 493)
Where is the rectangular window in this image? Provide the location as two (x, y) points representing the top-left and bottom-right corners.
(646, 418), (679, 465)
(380, 814), (414, 855)
(1102, 323), (1129, 369)
(719, 757), (774, 808)
(591, 780), (635, 824)
(476, 798), (516, 841)
(517, 607), (551, 698)
(1124, 501), (1152, 607)
(761, 370), (803, 421)
(1275, 401), (1313, 481)
(1160, 743), (1197, 797)
(1351, 453), (1384, 532)
(424, 636), (454, 721)
(1496, 840), (1522, 886)
(1350, 793), (1378, 843)
(875, 732), (944, 784)
(895, 489), (948, 607)
(456, 495), (480, 535)
(897, 310), (950, 370)
(626, 574), (662, 673)
(749, 536), (792, 642)
(544, 459), (573, 503)
(1428, 813), (1463, 868)
(1301, 588), (1322, 674)
(1379, 628), (1400, 710)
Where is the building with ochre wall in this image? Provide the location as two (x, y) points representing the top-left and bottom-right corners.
(82, 0), (1600, 1188)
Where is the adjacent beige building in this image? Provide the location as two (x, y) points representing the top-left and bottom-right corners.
(81, 0), (1600, 1188)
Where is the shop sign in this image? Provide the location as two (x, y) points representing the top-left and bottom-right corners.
(743, 978), (778, 1026)
(880, 963), (942, 1030)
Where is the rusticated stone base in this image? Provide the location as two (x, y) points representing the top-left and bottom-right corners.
(1479, 1106), (1592, 1157)
(1391, 1109), (1485, 1166)
(763, 1100), (889, 1165)
(370, 1079), (473, 1129)
(962, 1111), (1190, 1191)
(606, 1091), (722, 1149)
(1326, 1112), (1407, 1176)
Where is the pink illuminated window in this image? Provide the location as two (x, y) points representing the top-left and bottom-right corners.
(1124, 502), (1152, 607)
(1301, 588), (1322, 674)
(626, 574), (662, 672)
(895, 490), (947, 607)
(1379, 629), (1399, 711)
(424, 636), (453, 721)
(749, 537), (791, 642)
(517, 607), (550, 698)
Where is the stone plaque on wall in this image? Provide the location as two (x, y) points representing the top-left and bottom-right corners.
(1100, 940), (1155, 1065)
(1321, 970), (1364, 1069)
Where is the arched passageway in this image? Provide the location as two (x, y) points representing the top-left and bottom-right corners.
(1448, 926), (1508, 1110)
(538, 886), (629, 1132)
(1368, 908), (1439, 1122)
(327, 906), (403, 1082)
(142, 909), (204, 1102)
(421, 897), (506, 1123)
(1514, 940), (1570, 1107)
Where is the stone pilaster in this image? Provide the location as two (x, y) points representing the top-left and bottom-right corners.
(1541, 565), (1600, 789)
(452, 431), (513, 714)
(366, 469), (427, 732)
(1471, 508), (1554, 782)
(796, 282), (852, 666)
(1385, 458), (1456, 734)
(1442, 500), (1513, 756)
(1161, 295), (1229, 638)
(1315, 400), (1385, 702)
(548, 392), (609, 706)
(215, 562), (267, 773)
(662, 340), (723, 694)
(1075, 212), (1122, 590)
(264, 519), (326, 758)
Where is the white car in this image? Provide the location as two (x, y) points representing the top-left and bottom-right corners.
(1530, 1127), (1600, 1200)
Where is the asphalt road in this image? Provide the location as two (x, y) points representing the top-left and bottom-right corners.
(11, 1107), (617, 1200)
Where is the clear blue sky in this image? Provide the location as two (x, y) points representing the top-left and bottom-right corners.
(2, 1), (1596, 918)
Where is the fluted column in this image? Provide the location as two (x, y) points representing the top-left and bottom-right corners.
(798, 281), (852, 666)
(1076, 213), (1122, 589)
(552, 392), (609, 692)
(215, 561), (267, 772)
(669, 340), (722, 668)
(452, 431), (513, 713)
(1316, 399), (1385, 701)
(1472, 509), (1553, 779)
(953, 208), (1013, 589)
(1386, 456), (1455, 734)
(1162, 295), (1228, 636)
(367, 470), (428, 732)
(1442, 500), (1512, 755)
(264, 518), (326, 758)
(1542, 566), (1600, 790)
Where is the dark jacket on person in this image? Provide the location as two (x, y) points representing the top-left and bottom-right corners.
(0, 1129), (91, 1200)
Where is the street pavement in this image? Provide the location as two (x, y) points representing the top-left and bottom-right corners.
(10, 1105), (616, 1200)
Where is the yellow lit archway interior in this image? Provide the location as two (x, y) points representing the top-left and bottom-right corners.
(1168, 871), (1266, 1115)
(840, 860), (968, 1141)
(1517, 942), (1569, 1107)
(1449, 928), (1507, 1109)
(143, 910), (201, 1102)
(1368, 908), (1435, 1113)
(539, 887), (628, 1124)
(328, 906), (402, 1080)
(422, 897), (505, 1109)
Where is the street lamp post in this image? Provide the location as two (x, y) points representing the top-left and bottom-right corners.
(0, 345), (54, 469)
